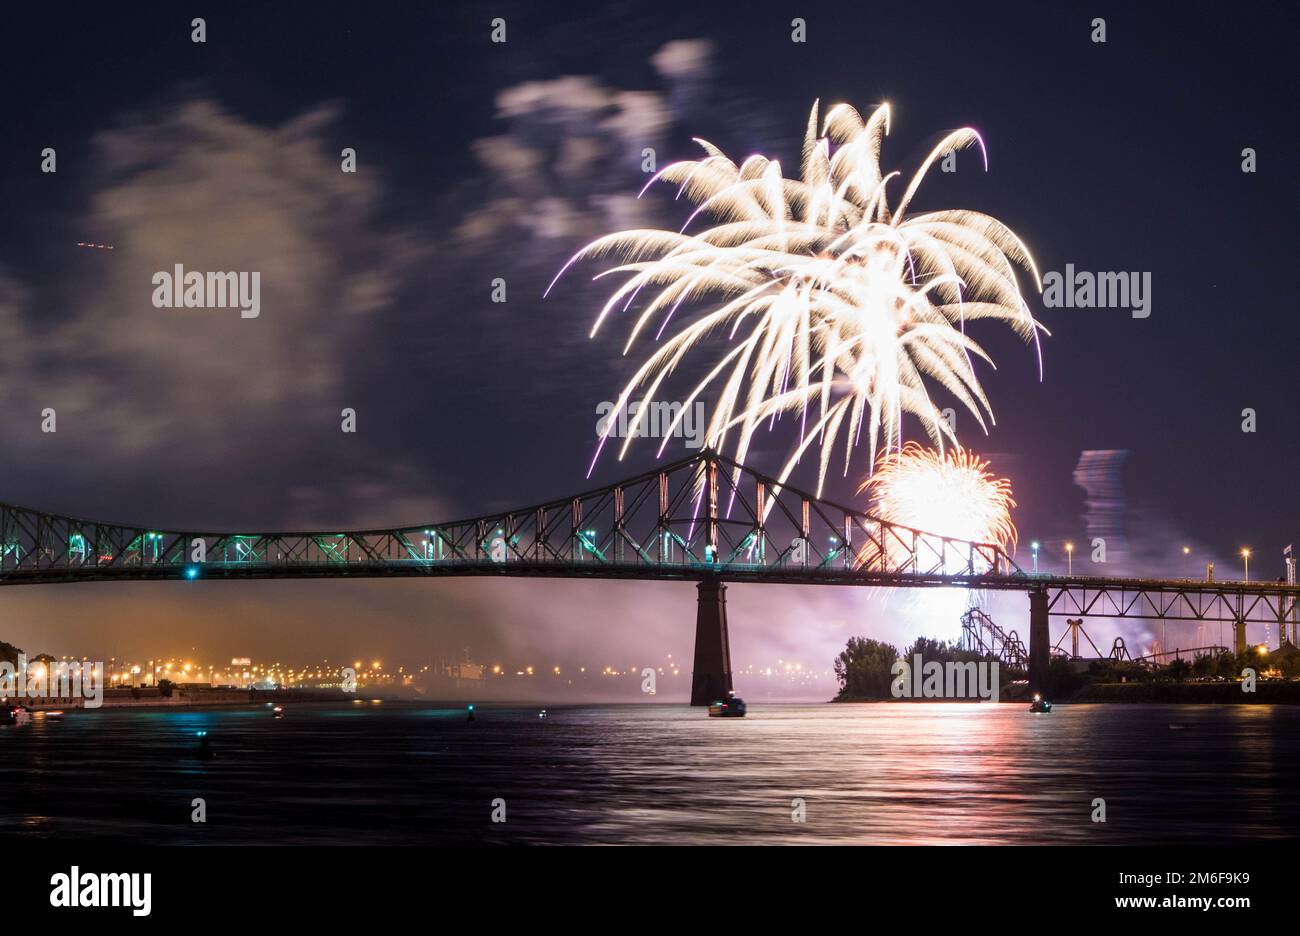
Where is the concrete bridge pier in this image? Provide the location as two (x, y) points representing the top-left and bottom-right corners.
(1027, 586), (1049, 694)
(1234, 616), (1247, 655)
(691, 576), (734, 706)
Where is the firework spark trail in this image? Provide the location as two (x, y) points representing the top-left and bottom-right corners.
(549, 101), (1048, 498)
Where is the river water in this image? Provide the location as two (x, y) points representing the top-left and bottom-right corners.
(2, 702), (1296, 844)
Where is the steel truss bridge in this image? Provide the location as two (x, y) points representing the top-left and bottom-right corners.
(2, 450), (1297, 702)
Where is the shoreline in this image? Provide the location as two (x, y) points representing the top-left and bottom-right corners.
(5, 687), (364, 712)
(835, 681), (1300, 704)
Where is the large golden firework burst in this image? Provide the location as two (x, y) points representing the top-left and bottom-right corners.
(858, 442), (1018, 564)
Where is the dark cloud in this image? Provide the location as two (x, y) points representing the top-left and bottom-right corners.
(1, 99), (428, 466)
(452, 45), (701, 255)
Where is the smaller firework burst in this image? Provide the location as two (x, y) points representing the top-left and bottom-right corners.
(859, 443), (1017, 565)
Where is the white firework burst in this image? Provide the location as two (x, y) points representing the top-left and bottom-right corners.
(550, 100), (1047, 495)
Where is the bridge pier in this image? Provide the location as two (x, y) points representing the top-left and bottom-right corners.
(1234, 616), (1247, 655)
(690, 576), (733, 706)
(1028, 586), (1049, 694)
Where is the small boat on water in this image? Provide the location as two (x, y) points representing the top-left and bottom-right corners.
(272, 705), (284, 718)
(43, 710), (64, 719)
(1029, 694), (1052, 714)
(708, 694), (747, 718)
(4, 705), (32, 726)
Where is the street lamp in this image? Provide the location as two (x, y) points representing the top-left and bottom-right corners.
(1031, 541), (1040, 573)
(1241, 547), (1251, 582)
(1064, 542), (1074, 576)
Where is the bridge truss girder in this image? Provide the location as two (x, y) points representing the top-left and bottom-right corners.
(1, 452), (1297, 635)
(1043, 580), (1297, 625)
(0, 450), (1016, 586)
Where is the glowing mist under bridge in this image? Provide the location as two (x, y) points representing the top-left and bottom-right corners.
(1, 450), (1295, 704)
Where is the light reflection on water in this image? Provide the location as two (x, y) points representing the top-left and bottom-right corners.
(1, 702), (1296, 844)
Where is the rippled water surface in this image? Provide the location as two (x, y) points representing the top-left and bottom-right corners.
(2, 702), (1297, 844)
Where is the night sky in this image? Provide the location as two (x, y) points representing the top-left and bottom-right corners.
(0, 2), (1295, 686)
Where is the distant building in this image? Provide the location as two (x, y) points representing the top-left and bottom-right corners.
(448, 662), (485, 681)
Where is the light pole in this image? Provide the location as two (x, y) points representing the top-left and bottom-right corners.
(1031, 541), (1040, 573)
(1182, 545), (1191, 577)
(1241, 548), (1251, 582)
(1065, 542), (1074, 576)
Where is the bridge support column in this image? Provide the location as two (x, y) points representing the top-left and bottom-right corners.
(1234, 616), (1247, 656)
(691, 576), (733, 706)
(1028, 587), (1049, 694)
